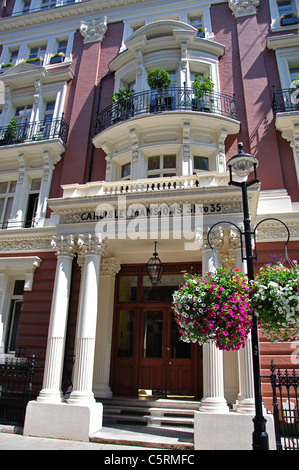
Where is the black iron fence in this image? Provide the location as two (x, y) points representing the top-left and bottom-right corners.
(95, 87), (238, 134)
(272, 86), (299, 114)
(0, 354), (37, 427)
(0, 115), (69, 147)
(269, 360), (299, 450)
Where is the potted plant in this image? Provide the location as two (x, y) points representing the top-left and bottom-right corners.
(280, 12), (299, 26)
(172, 265), (252, 351)
(192, 75), (214, 111)
(111, 87), (133, 122)
(252, 259), (299, 342)
(0, 116), (18, 145)
(0, 62), (14, 73)
(147, 68), (173, 112)
(50, 52), (65, 64)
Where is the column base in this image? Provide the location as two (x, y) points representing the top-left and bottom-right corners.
(198, 397), (230, 414)
(67, 390), (96, 406)
(236, 398), (256, 414)
(93, 384), (113, 398)
(36, 389), (63, 404)
(24, 400), (103, 442)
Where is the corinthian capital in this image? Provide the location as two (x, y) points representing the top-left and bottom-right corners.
(228, 0), (259, 17)
(77, 234), (103, 256)
(51, 235), (75, 257)
(80, 17), (108, 43)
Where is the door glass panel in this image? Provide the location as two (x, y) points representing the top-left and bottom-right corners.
(142, 273), (185, 301)
(118, 276), (137, 301)
(170, 314), (191, 359)
(143, 311), (163, 358)
(117, 310), (134, 357)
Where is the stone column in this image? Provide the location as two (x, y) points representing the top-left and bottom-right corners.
(93, 257), (121, 398)
(199, 231), (229, 413)
(68, 234), (103, 405)
(37, 235), (75, 403)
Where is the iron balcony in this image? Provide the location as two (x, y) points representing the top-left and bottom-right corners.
(272, 86), (299, 114)
(0, 115), (69, 147)
(94, 87), (238, 135)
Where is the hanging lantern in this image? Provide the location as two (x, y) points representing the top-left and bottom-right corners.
(146, 241), (164, 287)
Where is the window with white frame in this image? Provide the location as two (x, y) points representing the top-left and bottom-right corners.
(193, 156), (209, 173)
(188, 15), (204, 30)
(290, 64), (299, 81)
(277, 0), (295, 16)
(29, 45), (47, 61)
(6, 279), (24, 353)
(0, 181), (17, 229)
(22, 0), (31, 13)
(25, 178), (41, 228)
(121, 162), (131, 180)
(15, 105), (33, 125)
(41, 0), (56, 9)
(147, 155), (177, 178)
(10, 50), (19, 65)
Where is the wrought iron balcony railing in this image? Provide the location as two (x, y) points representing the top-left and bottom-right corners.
(272, 86), (299, 114)
(94, 88), (238, 135)
(0, 115), (69, 147)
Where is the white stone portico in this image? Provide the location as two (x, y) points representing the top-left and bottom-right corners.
(23, 172), (267, 442)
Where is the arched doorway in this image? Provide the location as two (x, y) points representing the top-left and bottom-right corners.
(110, 263), (203, 398)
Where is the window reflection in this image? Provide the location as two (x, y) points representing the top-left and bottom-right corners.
(142, 273), (184, 301)
(143, 311), (163, 358)
(117, 310), (134, 357)
(118, 275), (137, 301)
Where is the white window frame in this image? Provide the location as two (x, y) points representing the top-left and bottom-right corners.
(269, 0), (299, 30)
(0, 257), (41, 358)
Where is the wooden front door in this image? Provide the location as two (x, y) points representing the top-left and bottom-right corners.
(110, 264), (202, 398)
(139, 307), (194, 396)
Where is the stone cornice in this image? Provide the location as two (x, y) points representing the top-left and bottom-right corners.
(0, 0), (146, 33)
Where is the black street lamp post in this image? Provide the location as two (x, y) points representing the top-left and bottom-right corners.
(227, 143), (269, 451)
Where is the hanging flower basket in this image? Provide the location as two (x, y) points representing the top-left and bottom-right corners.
(172, 265), (253, 351)
(252, 259), (299, 342)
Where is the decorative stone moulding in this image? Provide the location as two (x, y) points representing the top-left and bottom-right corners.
(228, 0), (260, 17)
(80, 17), (108, 43)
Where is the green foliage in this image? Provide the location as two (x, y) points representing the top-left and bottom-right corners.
(192, 75), (214, 98)
(111, 87), (132, 102)
(146, 68), (172, 90)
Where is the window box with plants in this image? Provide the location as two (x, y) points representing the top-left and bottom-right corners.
(23, 57), (44, 66)
(50, 52), (65, 64)
(147, 68), (173, 112)
(280, 13), (299, 26)
(196, 27), (205, 38)
(0, 62), (14, 73)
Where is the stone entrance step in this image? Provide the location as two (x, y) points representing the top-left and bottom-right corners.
(90, 397), (199, 449)
(100, 397), (200, 428)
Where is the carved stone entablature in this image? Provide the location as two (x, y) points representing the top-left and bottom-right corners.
(228, 0), (260, 17)
(80, 17), (108, 44)
(0, 233), (54, 252)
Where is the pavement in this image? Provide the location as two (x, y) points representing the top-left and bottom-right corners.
(0, 423), (194, 451)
